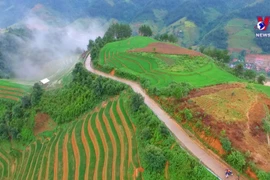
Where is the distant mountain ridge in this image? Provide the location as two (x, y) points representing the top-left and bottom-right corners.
(0, 0), (270, 52)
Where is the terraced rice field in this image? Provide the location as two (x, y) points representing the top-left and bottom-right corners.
(0, 97), (141, 180)
(98, 36), (239, 88)
(0, 80), (30, 101)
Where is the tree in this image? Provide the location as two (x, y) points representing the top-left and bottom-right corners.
(263, 115), (270, 146)
(12, 104), (23, 118)
(244, 69), (256, 81)
(227, 151), (246, 172)
(257, 74), (266, 84)
(21, 95), (31, 108)
(31, 83), (43, 106)
(143, 145), (166, 171)
(234, 64), (244, 77)
(130, 93), (144, 112)
(139, 25), (152, 37)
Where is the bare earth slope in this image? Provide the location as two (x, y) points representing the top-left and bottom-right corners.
(85, 55), (247, 180)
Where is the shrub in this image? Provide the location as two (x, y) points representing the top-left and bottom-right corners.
(220, 137), (232, 152)
(130, 93), (144, 112)
(183, 108), (193, 121)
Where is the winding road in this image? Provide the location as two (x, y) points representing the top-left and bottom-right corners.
(85, 55), (245, 180)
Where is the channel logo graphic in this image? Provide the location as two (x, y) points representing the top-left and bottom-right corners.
(255, 16), (270, 38)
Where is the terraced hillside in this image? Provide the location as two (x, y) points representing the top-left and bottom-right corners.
(0, 97), (142, 180)
(0, 80), (30, 101)
(98, 36), (239, 88)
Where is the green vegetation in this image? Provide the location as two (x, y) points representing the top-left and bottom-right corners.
(97, 36), (239, 90)
(154, 33), (178, 43)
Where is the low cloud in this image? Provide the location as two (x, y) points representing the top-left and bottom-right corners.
(3, 11), (106, 80)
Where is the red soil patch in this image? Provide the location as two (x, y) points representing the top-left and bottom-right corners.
(110, 106), (125, 180)
(129, 42), (203, 56)
(110, 69), (115, 76)
(71, 128), (80, 180)
(34, 113), (56, 136)
(246, 167), (258, 180)
(133, 167), (144, 178)
(198, 132), (225, 155)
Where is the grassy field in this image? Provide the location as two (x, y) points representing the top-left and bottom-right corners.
(99, 36), (239, 88)
(0, 97), (142, 180)
(0, 80), (31, 101)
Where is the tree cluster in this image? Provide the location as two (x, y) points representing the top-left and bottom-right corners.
(233, 64), (257, 82)
(200, 46), (230, 63)
(138, 25), (152, 37)
(104, 23), (132, 41)
(0, 83), (43, 142)
(154, 33), (178, 43)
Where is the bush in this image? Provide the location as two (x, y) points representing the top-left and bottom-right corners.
(227, 150), (246, 172)
(183, 108), (193, 121)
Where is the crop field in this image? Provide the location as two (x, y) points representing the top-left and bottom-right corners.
(0, 97), (142, 180)
(0, 80), (30, 101)
(99, 36), (239, 88)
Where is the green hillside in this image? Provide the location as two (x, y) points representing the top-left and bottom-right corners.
(98, 36), (239, 88)
(225, 18), (262, 53)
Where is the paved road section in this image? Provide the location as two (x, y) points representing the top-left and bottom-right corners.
(85, 55), (246, 180)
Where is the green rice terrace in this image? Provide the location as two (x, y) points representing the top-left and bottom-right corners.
(0, 80), (30, 101)
(98, 36), (240, 88)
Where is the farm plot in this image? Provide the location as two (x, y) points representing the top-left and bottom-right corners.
(0, 80), (30, 101)
(98, 36), (239, 88)
(0, 97), (141, 180)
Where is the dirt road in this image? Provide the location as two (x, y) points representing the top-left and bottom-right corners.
(85, 55), (245, 180)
